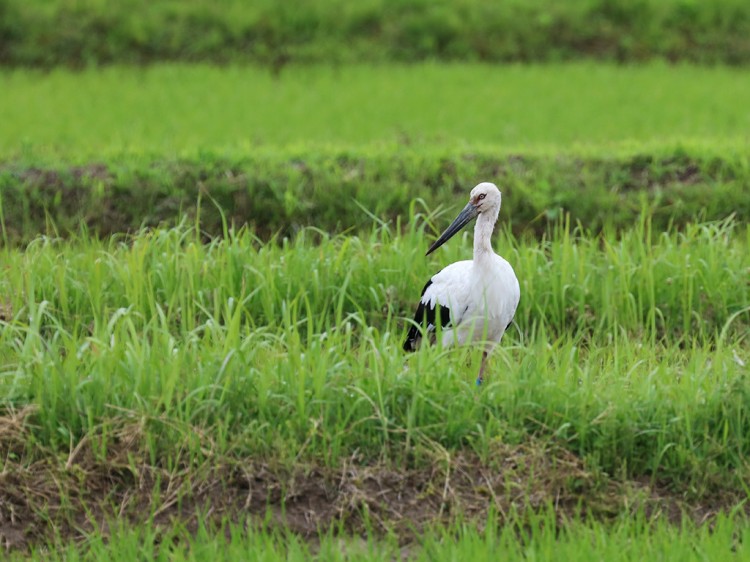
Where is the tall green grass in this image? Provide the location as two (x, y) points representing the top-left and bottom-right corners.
(1, 213), (748, 486)
(2, 64), (750, 156)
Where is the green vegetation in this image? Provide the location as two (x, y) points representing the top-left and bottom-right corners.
(1, 22), (749, 555)
(2, 0), (750, 67)
(1, 216), (748, 549)
(12, 514), (750, 561)
(4, 217), (748, 469)
(2, 147), (749, 244)
(2, 64), (748, 245)
(2, 64), (750, 153)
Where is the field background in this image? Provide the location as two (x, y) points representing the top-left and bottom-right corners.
(3, 64), (750, 152)
(1, 0), (749, 559)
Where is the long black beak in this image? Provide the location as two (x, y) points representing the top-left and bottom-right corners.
(426, 201), (479, 256)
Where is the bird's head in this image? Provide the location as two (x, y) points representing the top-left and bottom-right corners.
(426, 182), (502, 256)
(469, 182), (502, 213)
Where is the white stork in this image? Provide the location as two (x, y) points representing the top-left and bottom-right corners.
(403, 182), (520, 385)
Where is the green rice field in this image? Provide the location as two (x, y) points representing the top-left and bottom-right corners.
(1, 62), (749, 559)
(1, 64), (750, 155)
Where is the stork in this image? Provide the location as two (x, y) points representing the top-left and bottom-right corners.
(403, 182), (520, 385)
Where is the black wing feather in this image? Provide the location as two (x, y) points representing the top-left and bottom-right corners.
(403, 278), (453, 352)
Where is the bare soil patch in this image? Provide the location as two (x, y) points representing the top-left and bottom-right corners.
(0, 301), (11, 322)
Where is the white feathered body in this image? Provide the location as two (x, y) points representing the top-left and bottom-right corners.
(422, 254), (520, 350)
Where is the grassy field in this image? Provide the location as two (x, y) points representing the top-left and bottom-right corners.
(1, 63), (750, 558)
(1, 213), (749, 552)
(1, 64), (750, 155)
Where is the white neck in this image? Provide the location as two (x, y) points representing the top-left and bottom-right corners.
(473, 207), (499, 261)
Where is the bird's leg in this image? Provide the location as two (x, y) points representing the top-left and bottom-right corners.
(476, 351), (488, 386)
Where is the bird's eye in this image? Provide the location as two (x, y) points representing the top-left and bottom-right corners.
(478, 193), (486, 200)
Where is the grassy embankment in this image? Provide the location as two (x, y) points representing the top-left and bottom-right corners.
(2, 0), (750, 67)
